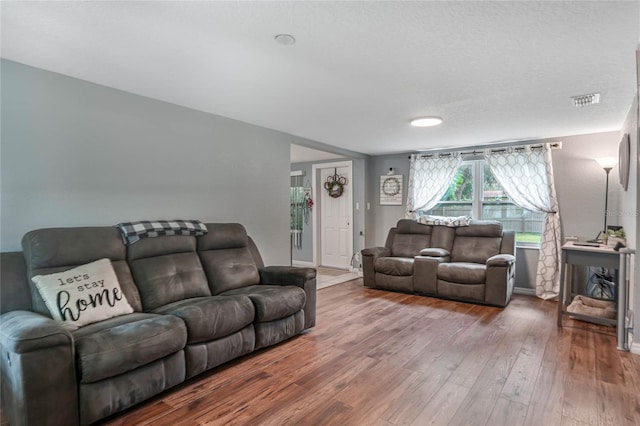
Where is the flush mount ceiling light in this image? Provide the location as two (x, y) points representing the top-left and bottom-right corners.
(571, 93), (600, 107)
(410, 117), (443, 127)
(274, 34), (296, 45)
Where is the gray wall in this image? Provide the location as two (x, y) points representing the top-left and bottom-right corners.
(1, 59), (303, 266)
(364, 131), (625, 291)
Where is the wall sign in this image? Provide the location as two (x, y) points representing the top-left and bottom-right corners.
(380, 174), (403, 205)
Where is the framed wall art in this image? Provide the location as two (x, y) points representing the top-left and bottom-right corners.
(380, 174), (403, 205)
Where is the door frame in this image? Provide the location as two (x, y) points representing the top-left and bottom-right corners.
(312, 160), (354, 268)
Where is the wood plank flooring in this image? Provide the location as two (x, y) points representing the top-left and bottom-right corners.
(95, 279), (639, 425)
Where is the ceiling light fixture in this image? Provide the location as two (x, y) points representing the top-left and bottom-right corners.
(410, 117), (443, 127)
(274, 34), (296, 45)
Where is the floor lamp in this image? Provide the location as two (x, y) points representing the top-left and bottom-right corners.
(595, 156), (618, 239)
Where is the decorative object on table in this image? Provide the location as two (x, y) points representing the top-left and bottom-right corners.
(566, 295), (616, 320)
(606, 227), (626, 249)
(380, 168), (403, 205)
(589, 156), (617, 243)
(618, 133), (630, 191)
(324, 168), (348, 198)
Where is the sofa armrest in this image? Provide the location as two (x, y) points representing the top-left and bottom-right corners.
(1, 310), (72, 353)
(259, 266), (316, 329)
(414, 256), (446, 295)
(361, 247), (390, 257)
(1, 311), (79, 426)
(259, 266), (316, 286)
(419, 248), (450, 258)
(487, 254), (515, 267)
(361, 247), (390, 288)
(485, 255), (516, 307)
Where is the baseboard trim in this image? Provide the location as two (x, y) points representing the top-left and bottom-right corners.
(513, 287), (536, 296)
(631, 342), (640, 355)
(292, 260), (315, 268)
(349, 267), (363, 277)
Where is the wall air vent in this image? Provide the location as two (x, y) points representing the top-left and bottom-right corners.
(571, 93), (600, 107)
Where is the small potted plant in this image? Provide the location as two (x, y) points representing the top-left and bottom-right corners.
(606, 227), (626, 248)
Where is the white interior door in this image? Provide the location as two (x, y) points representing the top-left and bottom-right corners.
(318, 163), (353, 269)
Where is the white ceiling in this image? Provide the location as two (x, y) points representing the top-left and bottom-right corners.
(2, 1), (639, 157)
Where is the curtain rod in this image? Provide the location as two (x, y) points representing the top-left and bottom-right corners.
(407, 142), (561, 159)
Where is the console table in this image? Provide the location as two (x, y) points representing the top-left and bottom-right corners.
(557, 242), (631, 351)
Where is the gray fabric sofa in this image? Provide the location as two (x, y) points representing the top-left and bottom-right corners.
(0, 223), (316, 425)
(362, 219), (515, 307)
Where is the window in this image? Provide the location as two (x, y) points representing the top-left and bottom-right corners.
(290, 174), (304, 249)
(422, 160), (544, 245)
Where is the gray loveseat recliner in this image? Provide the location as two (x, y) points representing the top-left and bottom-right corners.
(362, 219), (515, 307)
(0, 223), (316, 425)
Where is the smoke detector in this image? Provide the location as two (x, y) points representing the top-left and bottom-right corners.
(571, 93), (600, 107)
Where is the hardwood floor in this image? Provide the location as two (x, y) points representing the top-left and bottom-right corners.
(98, 279), (639, 425)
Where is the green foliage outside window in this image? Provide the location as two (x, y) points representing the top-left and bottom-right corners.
(424, 161), (543, 245)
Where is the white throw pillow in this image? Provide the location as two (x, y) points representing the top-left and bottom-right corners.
(417, 215), (471, 227)
(31, 258), (134, 330)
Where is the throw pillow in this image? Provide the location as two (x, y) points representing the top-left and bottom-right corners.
(31, 258), (134, 330)
(418, 215), (471, 227)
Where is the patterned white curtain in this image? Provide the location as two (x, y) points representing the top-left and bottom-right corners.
(485, 143), (561, 299)
(406, 153), (462, 218)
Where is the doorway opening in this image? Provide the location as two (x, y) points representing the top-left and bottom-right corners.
(312, 160), (353, 270)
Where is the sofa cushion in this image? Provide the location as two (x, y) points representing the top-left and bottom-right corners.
(198, 248), (261, 294)
(438, 262), (487, 284)
(455, 220), (503, 237)
(73, 313), (186, 384)
(374, 257), (414, 276)
(22, 226), (142, 316)
(391, 220), (433, 258)
(197, 224), (261, 294)
(451, 237), (502, 264)
(31, 258), (134, 330)
(221, 285), (305, 323)
(127, 236), (211, 311)
(153, 296), (255, 344)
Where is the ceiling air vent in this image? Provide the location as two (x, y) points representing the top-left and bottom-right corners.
(571, 93), (600, 107)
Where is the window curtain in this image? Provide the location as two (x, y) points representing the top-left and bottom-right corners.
(406, 153), (462, 218)
(484, 143), (561, 299)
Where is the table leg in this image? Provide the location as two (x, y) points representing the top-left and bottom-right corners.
(557, 251), (567, 326)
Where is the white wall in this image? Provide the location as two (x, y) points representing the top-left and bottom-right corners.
(620, 95), (638, 350)
(0, 60), (298, 265)
(552, 132), (624, 240)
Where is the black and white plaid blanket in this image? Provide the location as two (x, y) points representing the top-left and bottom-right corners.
(115, 220), (208, 245)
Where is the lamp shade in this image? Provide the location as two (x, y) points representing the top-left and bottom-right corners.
(595, 157), (617, 170)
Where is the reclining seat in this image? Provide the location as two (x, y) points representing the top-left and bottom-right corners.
(361, 219), (454, 292)
(197, 223), (310, 350)
(421, 220), (516, 307)
(127, 234), (256, 380)
(16, 227), (187, 425)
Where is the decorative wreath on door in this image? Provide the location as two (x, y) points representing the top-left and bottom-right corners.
(324, 168), (348, 198)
